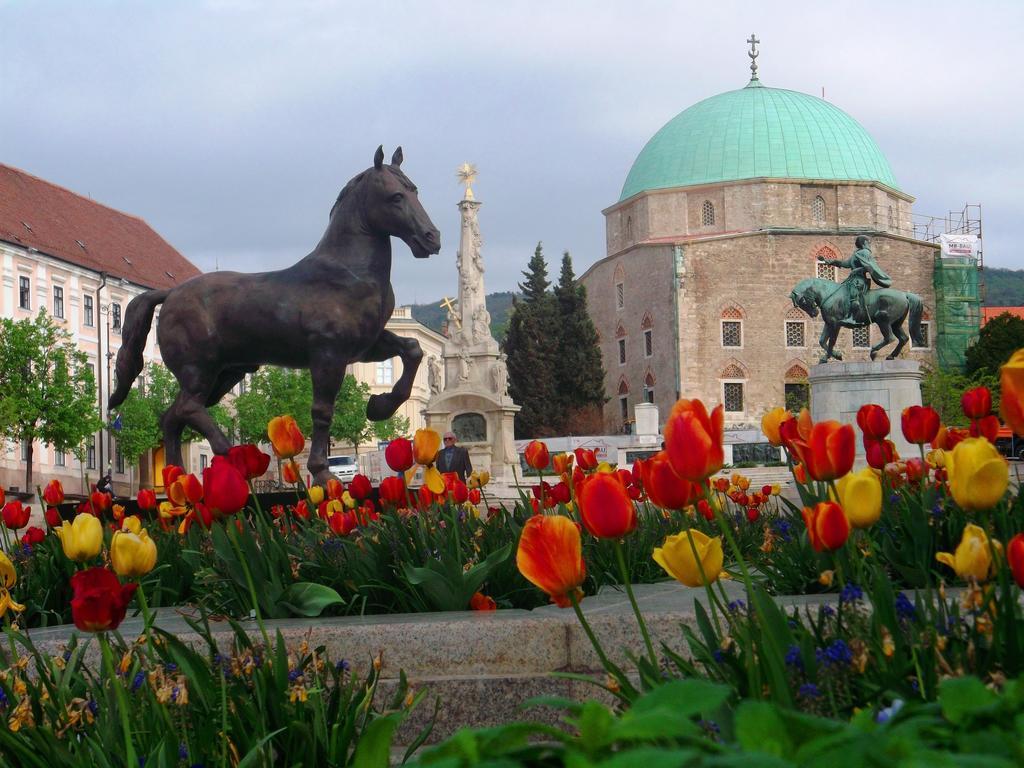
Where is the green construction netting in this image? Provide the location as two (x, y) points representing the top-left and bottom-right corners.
(933, 255), (981, 371)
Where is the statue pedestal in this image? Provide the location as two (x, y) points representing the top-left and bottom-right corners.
(809, 360), (923, 459)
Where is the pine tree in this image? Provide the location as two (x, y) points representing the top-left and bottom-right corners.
(504, 243), (561, 437)
(554, 251), (606, 433)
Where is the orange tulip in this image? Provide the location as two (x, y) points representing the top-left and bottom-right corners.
(792, 462), (807, 484)
(901, 405), (940, 445)
(856, 404), (890, 440)
(802, 501), (851, 551)
(552, 452), (574, 475)
(169, 473), (203, 506)
(469, 592), (497, 611)
(779, 408), (813, 451)
(516, 514), (586, 608)
(267, 415), (305, 459)
(638, 452), (701, 510)
(664, 399), (724, 482)
(413, 428), (441, 465)
(524, 440), (550, 471)
(1000, 349), (1024, 436)
(788, 421), (855, 481)
(578, 473), (636, 539)
(282, 460), (300, 485)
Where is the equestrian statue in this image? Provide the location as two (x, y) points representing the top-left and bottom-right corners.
(790, 236), (925, 364)
(108, 146), (441, 486)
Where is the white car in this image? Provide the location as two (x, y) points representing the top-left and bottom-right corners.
(328, 455), (358, 482)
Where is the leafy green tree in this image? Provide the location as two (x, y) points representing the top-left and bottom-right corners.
(0, 311), (102, 490)
(554, 251), (606, 433)
(965, 312), (1024, 377)
(921, 366), (1000, 425)
(503, 243), (561, 437)
(234, 367), (314, 445)
(330, 376), (410, 454)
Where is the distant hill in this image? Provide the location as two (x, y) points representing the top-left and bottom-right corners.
(985, 267), (1024, 306)
(408, 291), (518, 341)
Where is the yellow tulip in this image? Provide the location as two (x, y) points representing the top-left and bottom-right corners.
(653, 529), (724, 587)
(341, 491), (357, 509)
(468, 470), (490, 489)
(596, 462), (615, 474)
(111, 528), (158, 578)
(413, 428), (441, 465)
(423, 466), (445, 494)
(761, 407), (792, 447)
(121, 515), (143, 535)
(0, 551), (25, 618)
(835, 467), (882, 528)
(56, 514), (103, 562)
(946, 437), (1009, 512)
(308, 485), (325, 505)
(1000, 348), (1024, 436)
(936, 523), (997, 581)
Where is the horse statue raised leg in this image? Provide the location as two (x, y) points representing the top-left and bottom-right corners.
(790, 278), (925, 364)
(108, 146), (441, 486)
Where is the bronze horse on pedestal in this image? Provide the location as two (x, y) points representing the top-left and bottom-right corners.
(109, 147), (441, 486)
(790, 278), (925, 364)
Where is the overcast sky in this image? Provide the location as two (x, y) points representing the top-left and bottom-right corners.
(3, 1), (1022, 305)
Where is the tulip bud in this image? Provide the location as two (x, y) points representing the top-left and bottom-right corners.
(56, 514), (104, 562)
(111, 528), (158, 578)
(42, 479), (65, 507)
(801, 501), (850, 551)
(653, 529), (724, 587)
(961, 386), (992, 420)
(524, 441), (550, 470)
(901, 405), (941, 445)
(267, 415), (305, 459)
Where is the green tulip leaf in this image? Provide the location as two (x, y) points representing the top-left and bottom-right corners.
(277, 582), (345, 617)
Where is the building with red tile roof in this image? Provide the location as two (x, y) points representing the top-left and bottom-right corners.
(982, 307), (1024, 325)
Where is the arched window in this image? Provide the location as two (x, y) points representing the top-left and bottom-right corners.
(812, 195), (826, 224)
(701, 200), (715, 227)
(720, 306), (743, 348)
(814, 245), (839, 281)
(625, 216), (633, 240)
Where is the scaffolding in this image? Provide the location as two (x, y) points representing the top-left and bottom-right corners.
(931, 204), (984, 371)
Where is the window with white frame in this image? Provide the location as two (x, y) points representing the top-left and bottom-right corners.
(615, 282), (624, 309)
(19, 276), (30, 309)
(618, 338), (626, 365)
(644, 329), (653, 357)
(55, 450), (66, 467)
(816, 259), (837, 281)
(86, 437), (96, 470)
(200, 453), (208, 471)
(913, 322), (931, 349)
(112, 302), (122, 332)
(785, 321), (806, 348)
(376, 359), (394, 385)
(84, 295), (94, 326)
(721, 320), (742, 348)
(701, 200), (715, 226)
(723, 382), (744, 413)
(812, 195), (826, 224)
(53, 286), (64, 318)
(852, 326), (871, 349)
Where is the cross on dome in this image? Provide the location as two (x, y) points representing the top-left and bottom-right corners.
(747, 33), (760, 82)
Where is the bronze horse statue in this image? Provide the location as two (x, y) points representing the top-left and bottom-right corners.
(790, 278), (925, 363)
(109, 146), (441, 485)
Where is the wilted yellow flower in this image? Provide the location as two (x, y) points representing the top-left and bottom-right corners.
(341, 491), (357, 509)
(0, 551), (25, 618)
(110, 528), (158, 578)
(936, 523), (997, 581)
(945, 438), (1009, 512)
(653, 529), (724, 587)
(56, 514), (103, 562)
(818, 569), (835, 587)
(835, 467), (882, 528)
(468, 470), (490, 489)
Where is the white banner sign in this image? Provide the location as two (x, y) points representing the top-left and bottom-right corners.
(939, 233), (979, 259)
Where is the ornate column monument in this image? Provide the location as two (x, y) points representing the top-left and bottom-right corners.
(424, 164), (520, 484)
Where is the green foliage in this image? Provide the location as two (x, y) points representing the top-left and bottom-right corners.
(234, 366), (314, 444)
(554, 251), (607, 430)
(965, 311), (1024, 376)
(921, 365), (1000, 425)
(0, 311), (102, 489)
(983, 267), (1024, 306)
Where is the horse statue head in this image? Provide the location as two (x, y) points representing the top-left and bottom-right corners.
(790, 279), (820, 319)
(331, 145), (441, 259)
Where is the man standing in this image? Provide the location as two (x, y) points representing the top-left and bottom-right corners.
(436, 431), (472, 482)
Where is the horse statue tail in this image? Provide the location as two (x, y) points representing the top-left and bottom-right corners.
(108, 289), (170, 409)
(907, 292), (925, 348)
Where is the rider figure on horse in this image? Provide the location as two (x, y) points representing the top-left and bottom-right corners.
(823, 236), (893, 326)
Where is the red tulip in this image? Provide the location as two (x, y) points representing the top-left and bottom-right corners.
(468, 488), (481, 505)
(552, 452), (574, 476)
(578, 473), (637, 539)
(905, 457), (927, 483)
(226, 444), (271, 480)
(901, 406), (941, 445)
(43, 479), (65, 507)
(664, 399), (725, 481)
(961, 386), (992, 420)
(293, 500), (310, 520)
(789, 421), (856, 481)
(856, 404), (890, 440)
(574, 448), (598, 471)
(136, 488), (157, 511)
(203, 458), (250, 517)
(2, 500), (30, 530)
(638, 452), (701, 510)
(326, 478), (344, 500)
(379, 476), (406, 505)
(267, 415), (305, 459)
(1008, 533), (1024, 589)
(697, 499), (714, 520)
(90, 490), (112, 513)
(282, 460), (300, 485)
(970, 414), (1000, 443)
(385, 438), (414, 472)
(802, 501), (850, 552)
(865, 437), (898, 470)
(524, 441), (550, 471)
(328, 511), (357, 536)
(469, 592), (497, 611)
(70, 567), (137, 632)
(416, 485), (435, 509)
(168, 474), (202, 507)
(933, 425), (969, 451)
(779, 409), (813, 452)
(45, 506), (62, 528)
(746, 507), (760, 522)
(23, 526), (45, 545)
(516, 514), (586, 607)
(549, 481), (571, 505)
(448, 479), (469, 504)
(348, 474), (372, 501)
(162, 464), (184, 490)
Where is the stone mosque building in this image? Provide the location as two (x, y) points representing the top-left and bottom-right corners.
(580, 45), (940, 438)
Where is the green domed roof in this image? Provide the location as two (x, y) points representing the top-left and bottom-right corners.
(619, 81), (898, 201)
